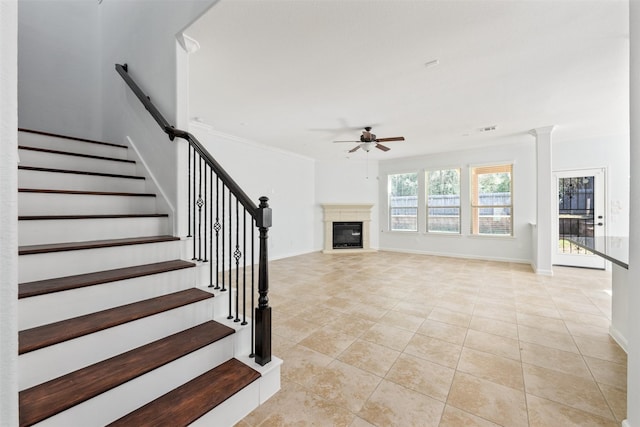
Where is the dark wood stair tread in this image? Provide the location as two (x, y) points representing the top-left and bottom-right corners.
(19, 235), (179, 255)
(19, 260), (196, 298)
(108, 358), (260, 427)
(19, 288), (214, 354)
(19, 213), (168, 220)
(18, 188), (156, 197)
(18, 165), (145, 180)
(19, 128), (128, 149)
(19, 321), (235, 427)
(18, 145), (135, 164)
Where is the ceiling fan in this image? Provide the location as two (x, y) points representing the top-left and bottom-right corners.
(333, 127), (405, 153)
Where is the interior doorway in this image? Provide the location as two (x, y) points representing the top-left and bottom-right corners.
(553, 168), (606, 269)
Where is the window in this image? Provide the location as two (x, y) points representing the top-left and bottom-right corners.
(471, 164), (513, 235)
(388, 173), (418, 231)
(426, 168), (460, 233)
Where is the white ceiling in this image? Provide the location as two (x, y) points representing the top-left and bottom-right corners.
(186, 0), (629, 162)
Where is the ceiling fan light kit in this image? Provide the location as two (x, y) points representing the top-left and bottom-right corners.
(333, 126), (404, 154)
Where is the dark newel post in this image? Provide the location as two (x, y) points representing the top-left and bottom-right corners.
(255, 196), (272, 366)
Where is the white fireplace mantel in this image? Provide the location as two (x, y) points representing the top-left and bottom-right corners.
(321, 204), (375, 253)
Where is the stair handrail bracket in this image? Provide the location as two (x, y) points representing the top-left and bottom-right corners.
(115, 63), (272, 365)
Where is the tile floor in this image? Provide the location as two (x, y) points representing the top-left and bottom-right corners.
(237, 251), (627, 427)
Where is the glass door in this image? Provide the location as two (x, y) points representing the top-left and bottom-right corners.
(553, 169), (605, 269)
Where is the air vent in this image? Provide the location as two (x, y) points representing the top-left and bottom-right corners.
(479, 125), (497, 132)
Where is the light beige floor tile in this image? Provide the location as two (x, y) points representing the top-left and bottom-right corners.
(584, 356), (627, 390)
(378, 309), (425, 332)
(241, 381), (355, 426)
(272, 316), (321, 343)
(428, 307), (472, 327)
(573, 335), (627, 365)
(464, 329), (521, 361)
(599, 383), (627, 422)
(526, 394), (618, 427)
(517, 324), (579, 353)
(358, 379), (444, 427)
(404, 333), (462, 368)
(349, 417), (377, 427)
(516, 302), (562, 319)
(385, 353), (455, 402)
(324, 314), (376, 338)
(279, 344), (334, 385)
(520, 341), (591, 379)
(348, 302), (390, 322)
(448, 371), (528, 427)
(392, 300), (434, 318)
(417, 318), (468, 345)
(298, 327), (358, 358)
(565, 320), (610, 339)
(523, 363), (614, 420)
(439, 405), (501, 427)
(469, 315), (518, 340)
(338, 339), (400, 377)
(360, 323), (414, 351)
(472, 303), (518, 324)
(516, 311), (568, 334)
(457, 347), (524, 390)
(303, 359), (382, 413)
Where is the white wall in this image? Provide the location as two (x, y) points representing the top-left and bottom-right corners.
(626, 2), (639, 426)
(553, 134), (630, 237)
(100, 0), (216, 217)
(378, 139), (537, 264)
(314, 159), (380, 251)
(190, 125), (316, 260)
(18, 0), (102, 139)
(0, 0), (19, 424)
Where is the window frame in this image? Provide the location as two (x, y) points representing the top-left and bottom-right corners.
(470, 163), (514, 236)
(387, 172), (419, 232)
(426, 168), (461, 234)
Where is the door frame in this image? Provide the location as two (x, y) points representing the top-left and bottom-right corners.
(552, 167), (607, 269)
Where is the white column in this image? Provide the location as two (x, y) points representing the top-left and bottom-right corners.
(625, 2), (640, 426)
(0, 0), (19, 424)
(531, 126), (555, 275)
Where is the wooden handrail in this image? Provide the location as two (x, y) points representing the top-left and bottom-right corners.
(115, 63), (258, 214)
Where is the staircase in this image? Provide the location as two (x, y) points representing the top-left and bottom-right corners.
(17, 129), (280, 426)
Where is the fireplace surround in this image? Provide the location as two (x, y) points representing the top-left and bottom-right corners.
(321, 204), (375, 253)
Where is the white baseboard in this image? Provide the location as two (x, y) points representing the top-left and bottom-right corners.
(622, 419), (632, 427)
(609, 325), (629, 353)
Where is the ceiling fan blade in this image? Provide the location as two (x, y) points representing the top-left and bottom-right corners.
(333, 140), (359, 143)
(348, 145), (361, 153)
(375, 136), (405, 142)
(375, 143), (390, 152)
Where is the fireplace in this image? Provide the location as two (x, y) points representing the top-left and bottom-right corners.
(321, 204), (375, 253)
(332, 222), (363, 249)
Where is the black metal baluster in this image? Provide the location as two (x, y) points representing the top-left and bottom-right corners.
(187, 144), (192, 238)
(228, 189), (233, 319)
(203, 164), (208, 263)
(209, 170), (215, 287)
(242, 209), (248, 325)
(221, 185), (226, 292)
(197, 157), (203, 261)
(213, 176), (221, 289)
(250, 224), (255, 357)
(234, 199), (241, 323)
(192, 151), (197, 260)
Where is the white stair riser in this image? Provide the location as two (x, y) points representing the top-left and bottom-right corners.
(218, 316), (253, 357)
(19, 267), (197, 329)
(19, 299), (215, 390)
(19, 149), (136, 176)
(33, 335), (235, 426)
(190, 380), (260, 427)
(18, 132), (129, 160)
(18, 169), (147, 193)
(19, 216), (170, 246)
(19, 240), (183, 282)
(19, 192), (157, 216)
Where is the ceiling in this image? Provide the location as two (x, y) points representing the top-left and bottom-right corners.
(186, 0), (629, 162)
